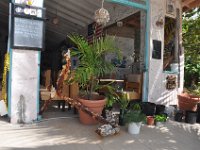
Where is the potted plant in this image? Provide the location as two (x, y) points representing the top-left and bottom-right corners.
(146, 116), (155, 126)
(124, 104), (146, 134)
(68, 34), (121, 125)
(117, 93), (129, 126)
(102, 91), (118, 119)
(155, 114), (167, 126)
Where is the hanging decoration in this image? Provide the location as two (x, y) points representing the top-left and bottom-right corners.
(94, 0), (110, 26)
(2, 53), (10, 105)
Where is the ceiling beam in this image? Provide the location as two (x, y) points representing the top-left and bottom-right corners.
(45, 0), (90, 26)
(46, 13), (80, 32)
(65, 0), (98, 15)
(51, 0), (94, 19)
(45, 6), (86, 28)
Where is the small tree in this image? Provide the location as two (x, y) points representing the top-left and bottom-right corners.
(182, 8), (200, 88)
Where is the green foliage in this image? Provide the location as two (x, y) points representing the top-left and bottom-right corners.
(155, 114), (167, 122)
(124, 104), (146, 123)
(68, 34), (121, 99)
(186, 83), (200, 96)
(104, 85), (119, 108)
(183, 8), (200, 88)
(117, 93), (129, 110)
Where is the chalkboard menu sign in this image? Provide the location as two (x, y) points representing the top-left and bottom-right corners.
(11, 3), (45, 50)
(152, 40), (162, 59)
(13, 17), (44, 49)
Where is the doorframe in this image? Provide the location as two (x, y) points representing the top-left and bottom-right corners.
(107, 0), (150, 102)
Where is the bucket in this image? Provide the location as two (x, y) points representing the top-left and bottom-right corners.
(170, 63), (178, 72)
(141, 102), (156, 116)
(197, 104), (200, 123)
(156, 105), (165, 115)
(185, 111), (197, 124)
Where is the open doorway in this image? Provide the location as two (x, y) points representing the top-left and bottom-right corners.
(0, 0), (148, 120)
(39, 0), (147, 117)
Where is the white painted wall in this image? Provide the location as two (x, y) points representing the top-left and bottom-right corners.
(10, 50), (39, 124)
(148, 0), (184, 105)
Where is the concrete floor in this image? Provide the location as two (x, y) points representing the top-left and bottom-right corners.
(0, 104), (200, 150)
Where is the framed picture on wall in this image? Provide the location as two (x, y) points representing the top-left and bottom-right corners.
(166, 0), (176, 16)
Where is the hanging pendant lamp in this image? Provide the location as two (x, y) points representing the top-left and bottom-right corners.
(94, 0), (110, 26)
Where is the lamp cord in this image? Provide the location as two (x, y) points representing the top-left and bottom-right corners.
(101, 0), (104, 8)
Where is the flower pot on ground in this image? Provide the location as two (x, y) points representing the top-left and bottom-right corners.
(185, 111), (197, 124)
(155, 114), (167, 127)
(146, 116), (155, 126)
(178, 93), (200, 111)
(197, 103), (200, 123)
(128, 122), (142, 134)
(155, 104), (165, 115)
(174, 111), (184, 122)
(68, 34), (121, 125)
(141, 102), (156, 116)
(124, 104), (146, 134)
(78, 94), (106, 124)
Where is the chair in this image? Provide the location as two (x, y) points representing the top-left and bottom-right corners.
(123, 74), (142, 100)
(40, 69), (79, 112)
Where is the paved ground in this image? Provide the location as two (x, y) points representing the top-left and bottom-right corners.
(0, 104), (200, 150)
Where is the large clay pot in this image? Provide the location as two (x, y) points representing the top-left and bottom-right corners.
(78, 95), (106, 125)
(178, 93), (200, 111)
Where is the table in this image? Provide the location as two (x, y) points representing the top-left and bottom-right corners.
(99, 79), (124, 82)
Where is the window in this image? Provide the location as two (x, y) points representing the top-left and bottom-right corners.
(163, 17), (177, 71)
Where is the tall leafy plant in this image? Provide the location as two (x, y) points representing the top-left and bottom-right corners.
(68, 34), (121, 100)
(183, 8), (200, 87)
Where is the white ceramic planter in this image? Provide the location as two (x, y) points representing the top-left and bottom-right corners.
(128, 122), (142, 134)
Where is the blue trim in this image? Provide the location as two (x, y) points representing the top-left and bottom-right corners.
(107, 0), (147, 10)
(163, 71), (179, 75)
(8, 49), (13, 117)
(142, 0), (150, 102)
(37, 51), (41, 119)
(7, 2), (13, 117)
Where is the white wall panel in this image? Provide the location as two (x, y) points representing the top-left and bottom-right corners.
(10, 50), (39, 124)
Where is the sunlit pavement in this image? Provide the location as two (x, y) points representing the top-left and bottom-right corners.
(0, 116), (200, 150)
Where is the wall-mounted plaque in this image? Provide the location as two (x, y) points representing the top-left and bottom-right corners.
(166, 75), (176, 90)
(152, 40), (162, 59)
(166, 0), (176, 17)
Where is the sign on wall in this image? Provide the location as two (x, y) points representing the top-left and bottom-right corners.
(11, 2), (45, 50)
(152, 40), (162, 59)
(13, 17), (44, 49)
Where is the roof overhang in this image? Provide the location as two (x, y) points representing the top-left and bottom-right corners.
(182, 0), (200, 12)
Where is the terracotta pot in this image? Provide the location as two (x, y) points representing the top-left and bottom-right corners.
(78, 95), (106, 125)
(178, 93), (200, 111)
(146, 116), (154, 126)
